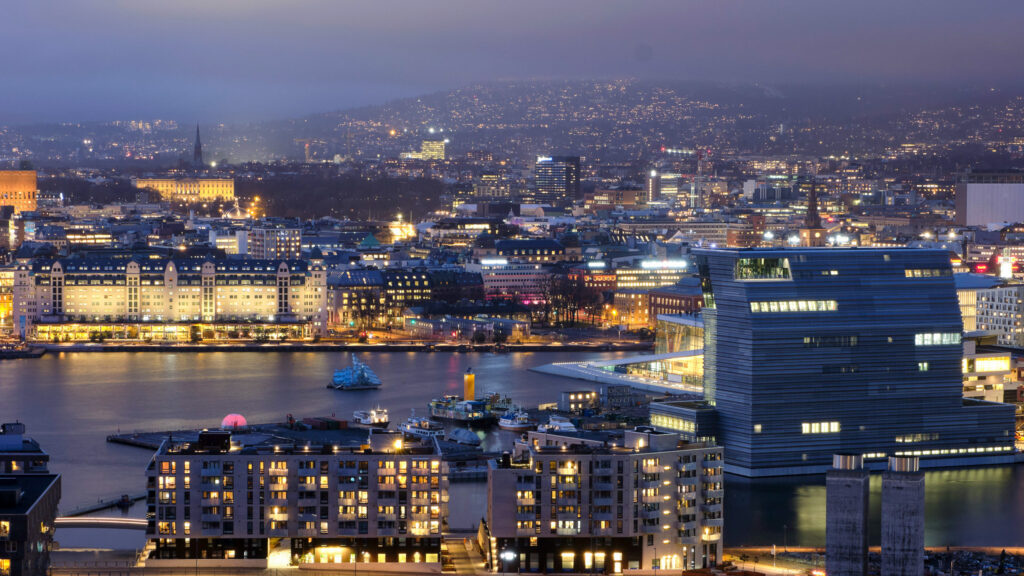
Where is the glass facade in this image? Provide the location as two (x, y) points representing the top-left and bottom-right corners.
(696, 248), (1016, 477)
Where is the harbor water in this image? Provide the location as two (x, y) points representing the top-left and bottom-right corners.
(2, 350), (1024, 549)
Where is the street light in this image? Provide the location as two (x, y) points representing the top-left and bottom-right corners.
(499, 550), (516, 574)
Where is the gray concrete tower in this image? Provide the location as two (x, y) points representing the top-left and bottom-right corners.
(826, 454), (869, 576)
(881, 456), (925, 576)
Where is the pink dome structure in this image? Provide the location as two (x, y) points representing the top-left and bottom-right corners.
(221, 414), (248, 430)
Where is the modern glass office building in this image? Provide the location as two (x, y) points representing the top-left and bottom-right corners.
(693, 248), (1015, 477)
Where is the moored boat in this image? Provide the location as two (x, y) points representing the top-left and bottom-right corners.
(353, 407), (389, 428)
(329, 354), (382, 390)
(498, 409), (537, 432)
(399, 412), (445, 439)
(537, 415), (577, 433)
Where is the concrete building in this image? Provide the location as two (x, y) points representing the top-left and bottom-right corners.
(13, 257), (327, 341)
(692, 248), (1015, 476)
(614, 261), (690, 290)
(954, 273), (1002, 332)
(248, 223), (302, 260)
(134, 178), (235, 204)
(486, 428), (723, 572)
(825, 454), (869, 576)
(0, 423), (61, 576)
(954, 170), (1024, 227)
(146, 427), (447, 570)
(962, 334), (1014, 403)
(467, 261), (551, 304)
(976, 284), (1024, 347)
(880, 457), (924, 576)
(0, 171), (38, 215)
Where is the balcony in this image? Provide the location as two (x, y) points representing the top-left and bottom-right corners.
(297, 512), (318, 523)
(593, 496), (613, 507)
(555, 496), (577, 506)
(338, 512), (357, 521)
(591, 511), (614, 522)
(640, 478), (661, 490)
(555, 510), (578, 521)
(702, 531), (722, 542)
(592, 481), (614, 491)
(705, 489), (724, 499)
(268, 468), (288, 476)
(703, 517), (724, 528)
(200, 513), (221, 523)
(641, 492), (661, 504)
(377, 468), (397, 476)
(640, 508), (661, 520)
(200, 467), (222, 477)
(297, 528), (318, 538)
(377, 482), (397, 491)
(641, 523), (661, 534)
(515, 480), (536, 490)
(681, 520), (698, 532)
(411, 481), (433, 491)
(516, 527), (536, 537)
(200, 496), (220, 506)
(411, 496), (431, 506)
(297, 482), (318, 492)
(593, 526), (615, 536)
(266, 496), (287, 506)
(702, 473), (723, 484)
(338, 497), (357, 506)
(556, 467), (577, 476)
(643, 463), (662, 474)
(678, 461), (698, 472)
(556, 527), (579, 536)
(268, 511), (289, 521)
(297, 496), (319, 506)
(556, 481), (578, 491)
(516, 496), (536, 506)
(378, 513), (398, 522)
(267, 527), (288, 538)
(515, 511), (536, 521)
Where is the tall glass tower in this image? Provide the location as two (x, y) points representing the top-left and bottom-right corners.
(695, 247), (1015, 476)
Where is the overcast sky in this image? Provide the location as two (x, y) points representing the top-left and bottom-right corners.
(2, 0), (1022, 124)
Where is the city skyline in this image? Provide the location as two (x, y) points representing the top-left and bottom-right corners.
(4, 1), (1024, 123)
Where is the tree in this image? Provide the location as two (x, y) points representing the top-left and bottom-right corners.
(472, 331), (487, 344)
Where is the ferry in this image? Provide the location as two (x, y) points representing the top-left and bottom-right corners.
(399, 412), (445, 440)
(537, 415), (577, 433)
(353, 407), (389, 428)
(428, 393), (513, 426)
(328, 355), (382, 390)
(498, 409), (537, 432)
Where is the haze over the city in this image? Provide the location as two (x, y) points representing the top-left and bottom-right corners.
(4, 0), (1024, 124)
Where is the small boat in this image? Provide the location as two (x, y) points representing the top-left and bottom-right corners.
(498, 409), (537, 432)
(400, 412), (445, 440)
(353, 407), (389, 428)
(329, 354), (382, 390)
(447, 428), (482, 446)
(537, 415), (577, 433)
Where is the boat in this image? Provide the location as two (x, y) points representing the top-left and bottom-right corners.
(498, 409), (537, 432)
(399, 412), (445, 439)
(328, 354), (382, 390)
(428, 393), (513, 426)
(537, 415), (577, 433)
(447, 428), (482, 446)
(353, 407), (389, 428)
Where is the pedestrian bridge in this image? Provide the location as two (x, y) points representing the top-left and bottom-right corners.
(55, 517), (148, 530)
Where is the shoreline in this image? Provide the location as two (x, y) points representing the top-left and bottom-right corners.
(31, 341), (652, 354)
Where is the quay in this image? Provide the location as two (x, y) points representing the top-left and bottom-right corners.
(39, 341), (652, 354)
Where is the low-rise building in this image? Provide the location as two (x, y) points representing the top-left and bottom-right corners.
(0, 423), (60, 576)
(146, 427), (447, 570)
(485, 428), (723, 573)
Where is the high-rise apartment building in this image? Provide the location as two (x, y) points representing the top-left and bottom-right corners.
(248, 223), (302, 260)
(692, 248), (1015, 476)
(0, 423), (61, 576)
(0, 171), (38, 215)
(533, 156), (581, 207)
(146, 428), (447, 569)
(134, 178), (235, 204)
(486, 428), (723, 573)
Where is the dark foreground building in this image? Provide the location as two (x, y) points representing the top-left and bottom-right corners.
(0, 423), (61, 576)
(692, 248), (1015, 476)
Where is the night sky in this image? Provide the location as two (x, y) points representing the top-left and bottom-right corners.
(3, 0), (1023, 124)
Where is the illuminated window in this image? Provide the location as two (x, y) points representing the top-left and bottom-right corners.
(801, 421), (840, 434)
(914, 333), (961, 346)
(750, 300), (837, 313)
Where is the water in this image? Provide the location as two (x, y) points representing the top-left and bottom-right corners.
(3, 350), (1024, 549)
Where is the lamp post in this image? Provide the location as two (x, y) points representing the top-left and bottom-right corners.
(499, 550), (516, 574)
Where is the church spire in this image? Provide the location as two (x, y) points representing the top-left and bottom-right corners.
(805, 177), (821, 229)
(193, 124), (204, 167)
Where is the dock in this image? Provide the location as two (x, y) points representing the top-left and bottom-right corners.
(62, 493), (146, 517)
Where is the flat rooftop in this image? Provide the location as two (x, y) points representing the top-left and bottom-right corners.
(0, 474), (59, 516)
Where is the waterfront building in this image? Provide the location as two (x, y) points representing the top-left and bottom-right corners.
(954, 170), (1024, 227)
(880, 457), (924, 576)
(485, 428), (723, 573)
(382, 269), (432, 323)
(0, 423), (61, 576)
(146, 428), (447, 569)
(693, 247), (1015, 476)
(612, 289), (649, 328)
(13, 257), (327, 341)
(327, 269), (385, 330)
(954, 273), (1002, 332)
(134, 178), (235, 204)
(0, 171), (38, 215)
(533, 156), (581, 207)
(247, 223), (302, 260)
(825, 454), (869, 576)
